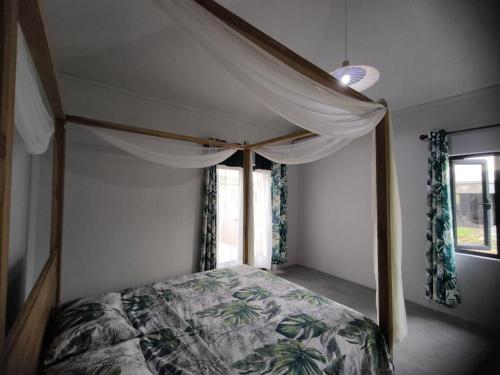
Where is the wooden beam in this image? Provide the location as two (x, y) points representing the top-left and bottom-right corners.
(50, 119), (65, 303)
(242, 149), (251, 264)
(247, 129), (314, 149)
(193, 0), (373, 103)
(66, 114), (245, 150)
(375, 112), (393, 352)
(0, 0), (19, 345)
(18, 0), (64, 119)
(0, 253), (58, 375)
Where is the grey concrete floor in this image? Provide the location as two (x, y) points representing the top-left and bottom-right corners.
(277, 265), (499, 375)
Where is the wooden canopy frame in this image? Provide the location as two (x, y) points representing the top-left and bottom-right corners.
(0, 0), (393, 373)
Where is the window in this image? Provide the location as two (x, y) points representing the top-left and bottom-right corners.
(216, 166), (243, 268)
(216, 165), (273, 269)
(450, 153), (499, 258)
(252, 169), (272, 269)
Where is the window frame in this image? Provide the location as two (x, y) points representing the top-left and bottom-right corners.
(449, 151), (500, 259)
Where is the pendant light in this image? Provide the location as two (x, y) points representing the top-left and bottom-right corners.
(331, 0), (379, 92)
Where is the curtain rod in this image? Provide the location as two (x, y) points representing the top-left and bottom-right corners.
(418, 123), (500, 140)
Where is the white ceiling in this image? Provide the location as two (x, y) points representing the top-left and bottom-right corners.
(44, 0), (500, 131)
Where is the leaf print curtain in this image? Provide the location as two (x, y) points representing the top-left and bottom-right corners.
(200, 166), (217, 271)
(272, 163), (288, 265)
(425, 130), (460, 306)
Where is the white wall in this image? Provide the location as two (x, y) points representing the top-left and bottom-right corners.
(62, 143), (204, 301)
(59, 77), (301, 302)
(299, 85), (500, 329)
(298, 134), (376, 289)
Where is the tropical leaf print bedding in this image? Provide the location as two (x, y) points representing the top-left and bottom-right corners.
(45, 292), (139, 365)
(45, 265), (393, 375)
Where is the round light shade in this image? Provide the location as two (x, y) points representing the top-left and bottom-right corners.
(331, 64), (380, 92)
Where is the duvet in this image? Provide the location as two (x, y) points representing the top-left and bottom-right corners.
(45, 265), (393, 375)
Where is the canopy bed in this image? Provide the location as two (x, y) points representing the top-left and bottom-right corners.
(0, 0), (406, 373)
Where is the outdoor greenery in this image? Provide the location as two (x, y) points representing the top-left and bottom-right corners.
(457, 226), (497, 253)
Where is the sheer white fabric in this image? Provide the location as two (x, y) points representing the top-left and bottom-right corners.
(157, 0), (386, 139)
(84, 127), (237, 169)
(216, 166), (244, 268)
(371, 122), (407, 343)
(255, 136), (352, 165)
(252, 169), (272, 269)
(246, 157), (255, 268)
(387, 123), (407, 342)
(15, 27), (54, 154)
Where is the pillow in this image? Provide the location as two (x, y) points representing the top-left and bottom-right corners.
(45, 292), (138, 365)
(46, 338), (153, 375)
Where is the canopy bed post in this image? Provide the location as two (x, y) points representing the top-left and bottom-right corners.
(18, 0), (64, 119)
(242, 148), (251, 264)
(1, 0), (64, 372)
(50, 119), (65, 303)
(375, 111), (393, 352)
(0, 0), (19, 344)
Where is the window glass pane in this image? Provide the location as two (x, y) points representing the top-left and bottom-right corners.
(216, 166), (243, 268)
(453, 162), (486, 247)
(452, 155), (497, 255)
(253, 170), (272, 269)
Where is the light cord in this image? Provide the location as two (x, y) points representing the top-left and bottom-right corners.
(344, 0), (348, 61)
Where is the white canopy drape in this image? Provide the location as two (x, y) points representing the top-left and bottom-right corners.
(157, 0), (386, 140)
(84, 127), (238, 169)
(15, 26), (54, 154)
(157, 0), (407, 344)
(387, 127), (407, 342)
(371, 126), (408, 343)
(254, 136), (352, 165)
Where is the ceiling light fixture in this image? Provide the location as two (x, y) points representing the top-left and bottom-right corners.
(331, 0), (380, 92)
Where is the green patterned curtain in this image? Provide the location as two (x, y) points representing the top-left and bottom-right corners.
(271, 163), (288, 265)
(200, 166), (217, 271)
(425, 130), (460, 306)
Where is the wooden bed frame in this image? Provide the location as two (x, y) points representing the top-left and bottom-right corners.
(0, 0), (394, 373)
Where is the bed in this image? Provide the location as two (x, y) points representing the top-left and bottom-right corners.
(1, 1), (401, 374)
(43, 265), (392, 375)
